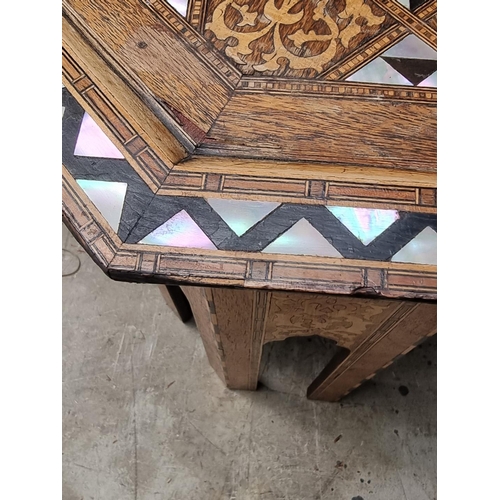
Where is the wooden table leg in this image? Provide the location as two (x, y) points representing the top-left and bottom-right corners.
(306, 301), (437, 401)
(181, 286), (268, 390)
(158, 285), (192, 323)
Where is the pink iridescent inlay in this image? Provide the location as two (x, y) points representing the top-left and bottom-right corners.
(139, 210), (217, 250)
(327, 206), (399, 245)
(74, 112), (124, 159)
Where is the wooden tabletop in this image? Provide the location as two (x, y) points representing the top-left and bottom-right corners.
(62, 0), (437, 300)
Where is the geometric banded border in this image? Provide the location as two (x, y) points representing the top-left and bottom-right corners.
(372, 0), (437, 50)
(160, 171), (437, 212)
(63, 164), (437, 300)
(237, 78), (437, 103)
(63, 72), (436, 212)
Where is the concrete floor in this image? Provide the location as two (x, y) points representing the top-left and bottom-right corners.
(62, 223), (437, 500)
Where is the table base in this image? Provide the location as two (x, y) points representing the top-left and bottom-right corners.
(163, 286), (437, 402)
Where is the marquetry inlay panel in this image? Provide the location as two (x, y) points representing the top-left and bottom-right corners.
(204, 0), (394, 77)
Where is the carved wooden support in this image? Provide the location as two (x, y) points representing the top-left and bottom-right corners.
(181, 286), (269, 389)
(307, 300), (437, 401)
(181, 286), (436, 401)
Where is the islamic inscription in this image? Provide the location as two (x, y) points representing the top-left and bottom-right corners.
(205, 0), (389, 77)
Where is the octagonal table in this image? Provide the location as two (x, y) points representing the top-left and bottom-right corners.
(62, 0), (437, 401)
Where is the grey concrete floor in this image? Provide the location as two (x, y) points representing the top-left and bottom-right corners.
(62, 223), (436, 500)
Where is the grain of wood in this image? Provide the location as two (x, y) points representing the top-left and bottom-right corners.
(180, 156), (436, 187)
(63, 0), (234, 131)
(63, 17), (187, 173)
(181, 286), (227, 382)
(210, 287), (265, 390)
(200, 93), (436, 170)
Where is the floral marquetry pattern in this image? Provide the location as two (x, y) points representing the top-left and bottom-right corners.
(204, 0), (394, 77)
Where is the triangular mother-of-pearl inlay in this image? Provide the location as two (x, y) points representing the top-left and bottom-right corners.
(139, 210), (217, 250)
(395, 0), (410, 8)
(346, 57), (412, 86)
(383, 35), (437, 60)
(262, 218), (342, 258)
(165, 0), (188, 16)
(346, 34), (436, 87)
(327, 206), (399, 245)
(76, 180), (127, 232)
(391, 226), (437, 265)
(418, 71), (437, 87)
(207, 198), (280, 236)
(74, 112), (124, 159)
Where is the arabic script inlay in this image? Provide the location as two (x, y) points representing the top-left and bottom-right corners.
(205, 0), (386, 74)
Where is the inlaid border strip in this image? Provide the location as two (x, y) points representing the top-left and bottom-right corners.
(63, 48), (171, 190)
(187, 0), (207, 31)
(62, 167), (121, 270)
(159, 172), (436, 211)
(110, 245), (437, 300)
(237, 77), (436, 102)
(63, 165), (436, 299)
(371, 0), (437, 49)
(63, 66), (436, 209)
